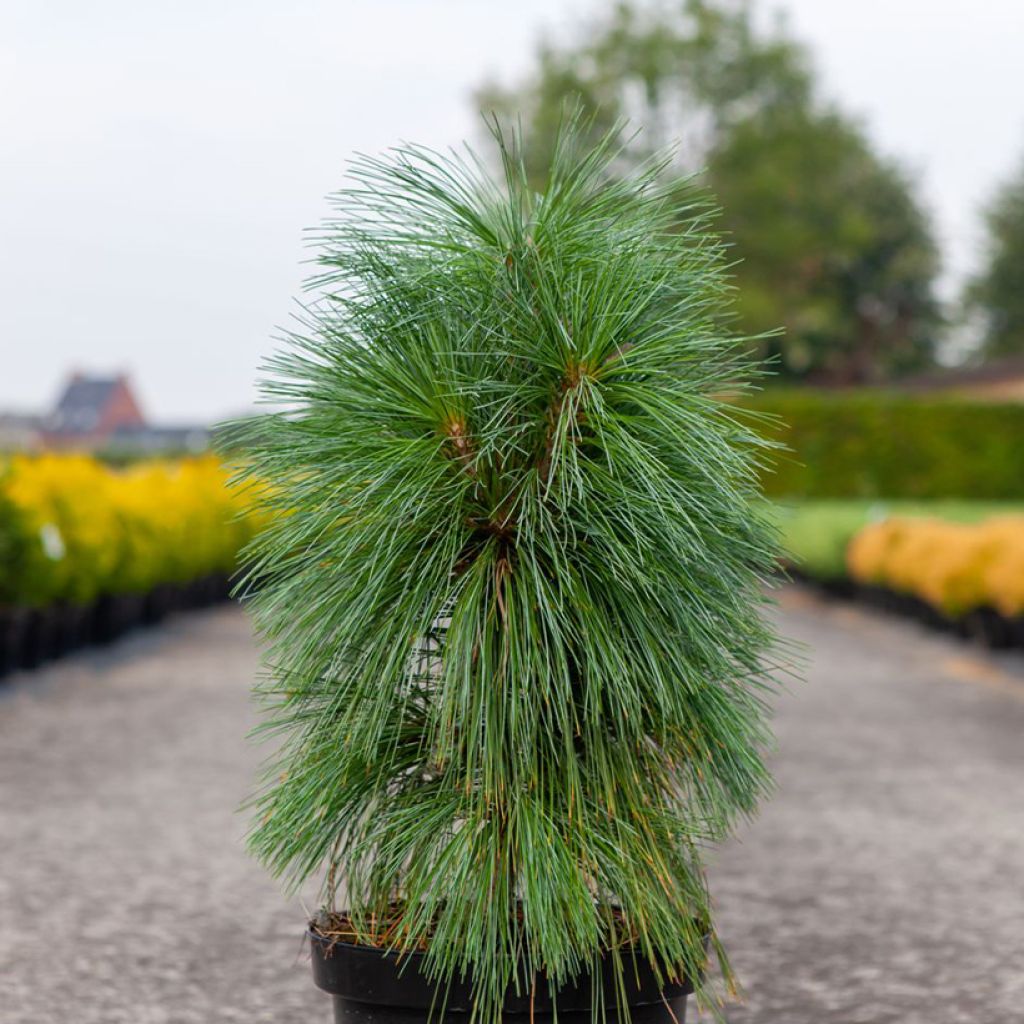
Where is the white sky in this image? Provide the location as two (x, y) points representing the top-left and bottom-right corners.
(2, 0), (1023, 421)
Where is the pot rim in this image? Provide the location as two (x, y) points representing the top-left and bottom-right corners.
(308, 923), (702, 1012)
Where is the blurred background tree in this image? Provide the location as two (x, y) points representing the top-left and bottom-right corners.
(965, 151), (1024, 359)
(476, 0), (941, 384)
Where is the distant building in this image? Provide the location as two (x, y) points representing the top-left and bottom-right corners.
(43, 373), (146, 447)
(38, 373), (209, 453)
(0, 413), (43, 452)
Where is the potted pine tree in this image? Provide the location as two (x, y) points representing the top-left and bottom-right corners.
(235, 123), (782, 1023)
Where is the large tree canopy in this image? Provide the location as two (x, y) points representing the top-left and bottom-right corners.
(966, 152), (1024, 358)
(708, 106), (939, 382)
(477, 0), (941, 384)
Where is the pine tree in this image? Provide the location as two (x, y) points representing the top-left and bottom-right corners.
(233, 119), (783, 1022)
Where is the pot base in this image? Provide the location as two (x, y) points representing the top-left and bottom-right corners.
(329, 994), (687, 1023)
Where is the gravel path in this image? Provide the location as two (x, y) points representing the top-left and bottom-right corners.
(706, 587), (1024, 1023)
(1, 589), (1022, 1022)
(0, 607), (322, 1023)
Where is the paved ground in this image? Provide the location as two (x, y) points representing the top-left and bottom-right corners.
(0, 608), (322, 1024)
(705, 588), (1024, 1023)
(1, 588), (1023, 1023)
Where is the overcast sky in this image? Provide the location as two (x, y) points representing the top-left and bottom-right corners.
(3, 1), (1023, 421)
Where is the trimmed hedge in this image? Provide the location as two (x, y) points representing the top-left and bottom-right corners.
(744, 392), (1024, 499)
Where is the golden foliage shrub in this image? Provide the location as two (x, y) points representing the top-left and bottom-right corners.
(847, 516), (1024, 617)
(0, 453), (260, 607)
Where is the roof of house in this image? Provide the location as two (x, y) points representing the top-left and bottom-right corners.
(51, 377), (117, 433)
(46, 374), (141, 436)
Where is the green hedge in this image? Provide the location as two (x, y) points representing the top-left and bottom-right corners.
(743, 392), (1024, 499)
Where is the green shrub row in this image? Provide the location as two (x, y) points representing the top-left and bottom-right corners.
(743, 392), (1024, 499)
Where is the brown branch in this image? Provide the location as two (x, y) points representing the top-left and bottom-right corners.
(537, 362), (589, 484)
(442, 416), (477, 478)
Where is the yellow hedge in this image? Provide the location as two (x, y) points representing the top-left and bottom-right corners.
(0, 453), (260, 607)
(847, 516), (1024, 618)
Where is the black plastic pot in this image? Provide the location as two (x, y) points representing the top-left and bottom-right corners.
(152, 585), (172, 619)
(54, 602), (93, 654)
(310, 930), (696, 1023)
(7, 606), (44, 670)
(1011, 616), (1024, 649)
(1, 577), (237, 679)
(93, 592), (145, 644)
(92, 594), (121, 643)
(963, 606), (1013, 649)
(184, 575), (214, 608)
(142, 583), (178, 625)
(0, 607), (19, 677)
(30, 605), (61, 665)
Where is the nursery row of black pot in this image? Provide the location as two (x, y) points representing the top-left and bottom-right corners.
(791, 570), (1024, 650)
(0, 573), (233, 679)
